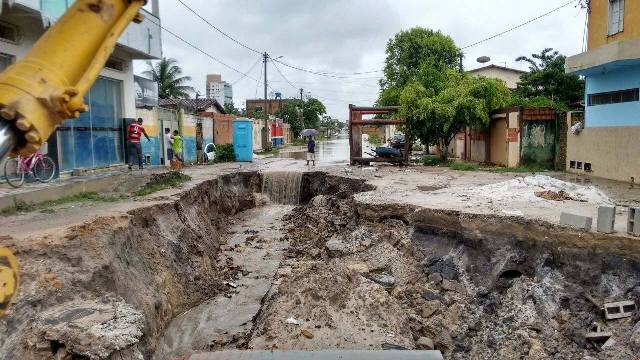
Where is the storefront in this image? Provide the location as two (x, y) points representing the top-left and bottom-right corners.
(52, 77), (126, 171)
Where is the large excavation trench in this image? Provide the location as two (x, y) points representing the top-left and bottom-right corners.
(1, 171), (639, 359)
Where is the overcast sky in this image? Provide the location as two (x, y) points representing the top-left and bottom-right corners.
(135, 0), (587, 120)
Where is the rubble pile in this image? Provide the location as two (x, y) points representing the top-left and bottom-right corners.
(252, 191), (640, 359)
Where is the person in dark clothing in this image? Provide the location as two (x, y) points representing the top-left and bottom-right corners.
(128, 118), (150, 170)
(306, 136), (316, 166)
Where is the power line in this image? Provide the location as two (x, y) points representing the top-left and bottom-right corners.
(174, 0), (384, 77)
(461, 0), (578, 49)
(161, 26), (260, 82)
(254, 58), (264, 99)
(273, 58), (383, 79)
(271, 60), (298, 91)
(232, 57), (262, 85)
(175, 0), (262, 54)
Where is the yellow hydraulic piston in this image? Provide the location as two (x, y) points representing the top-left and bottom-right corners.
(0, 247), (18, 317)
(0, 0), (147, 159)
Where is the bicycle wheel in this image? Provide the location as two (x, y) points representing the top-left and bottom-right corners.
(33, 156), (56, 183)
(4, 158), (25, 188)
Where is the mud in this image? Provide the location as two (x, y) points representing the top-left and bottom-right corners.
(1, 170), (639, 360)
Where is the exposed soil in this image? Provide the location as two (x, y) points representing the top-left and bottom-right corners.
(1, 169), (640, 360)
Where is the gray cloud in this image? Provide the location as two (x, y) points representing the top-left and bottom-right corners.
(135, 0), (586, 119)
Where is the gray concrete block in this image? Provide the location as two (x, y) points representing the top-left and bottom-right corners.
(560, 212), (593, 231)
(629, 207), (640, 236)
(597, 205), (616, 233)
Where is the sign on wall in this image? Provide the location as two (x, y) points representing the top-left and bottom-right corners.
(134, 75), (158, 108)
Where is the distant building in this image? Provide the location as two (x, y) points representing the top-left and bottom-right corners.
(206, 74), (233, 106)
(565, 0), (640, 181)
(246, 98), (297, 117)
(159, 98), (225, 114)
(467, 64), (527, 89)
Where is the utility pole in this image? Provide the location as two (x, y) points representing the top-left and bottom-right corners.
(298, 88), (304, 132)
(263, 52), (269, 151)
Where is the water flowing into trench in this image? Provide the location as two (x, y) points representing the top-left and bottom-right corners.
(262, 171), (303, 205)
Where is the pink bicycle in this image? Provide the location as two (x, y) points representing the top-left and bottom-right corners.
(4, 150), (56, 188)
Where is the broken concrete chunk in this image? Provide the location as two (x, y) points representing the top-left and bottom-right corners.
(368, 274), (396, 288)
(301, 329), (314, 339)
(560, 212), (593, 231)
(325, 238), (347, 254)
(346, 262), (370, 274)
(602, 337), (616, 349)
(415, 337), (434, 350)
(629, 207), (640, 236)
(603, 300), (636, 320)
(597, 205), (616, 234)
(585, 323), (612, 342)
(34, 297), (144, 359)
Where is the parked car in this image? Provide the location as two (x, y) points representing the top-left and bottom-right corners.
(388, 134), (405, 149)
(203, 143), (216, 162)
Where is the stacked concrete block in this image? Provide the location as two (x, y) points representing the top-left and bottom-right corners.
(597, 205), (616, 233)
(560, 212), (593, 231)
(629, 207), (640, 236)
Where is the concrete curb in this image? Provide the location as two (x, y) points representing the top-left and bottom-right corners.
(0, 173), (129, 211)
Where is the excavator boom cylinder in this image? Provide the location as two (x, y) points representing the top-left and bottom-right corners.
(0, 0), (146, 158)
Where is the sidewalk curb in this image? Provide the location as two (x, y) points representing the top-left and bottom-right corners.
(0, 173), (129, 211)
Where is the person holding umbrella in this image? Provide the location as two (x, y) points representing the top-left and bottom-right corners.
(301, 129), (319, 166)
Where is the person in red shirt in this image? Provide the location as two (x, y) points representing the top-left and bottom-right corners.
(128, 118), (150, 170)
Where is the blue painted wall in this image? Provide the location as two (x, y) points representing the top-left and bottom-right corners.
(585, 66), (640, 127)
(183, 136), (197, 163)
(141, 137), (162, 166)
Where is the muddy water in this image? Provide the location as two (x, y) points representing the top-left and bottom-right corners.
(277, 136), (377, 164)
(262, 171), (303, 205)
(153, 204), (294, 359)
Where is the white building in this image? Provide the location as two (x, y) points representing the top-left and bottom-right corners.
(0, 0), (162, 172)
(206, 74), (233, 106)
(467, 64), (527, 90)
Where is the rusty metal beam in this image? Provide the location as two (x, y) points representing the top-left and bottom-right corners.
(351, 119), (405, 126)
(351, 106), (400, 112)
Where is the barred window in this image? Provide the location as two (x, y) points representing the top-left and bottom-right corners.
(588, 88), (639, 106)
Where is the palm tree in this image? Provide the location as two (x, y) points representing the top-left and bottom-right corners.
(143, 58), (194, 99)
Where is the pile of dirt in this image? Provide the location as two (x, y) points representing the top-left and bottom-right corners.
(250, 190), (640, 359)
(535, 190), (575, 201)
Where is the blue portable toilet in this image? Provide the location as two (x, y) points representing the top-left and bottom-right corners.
(233, 118), (253, 162)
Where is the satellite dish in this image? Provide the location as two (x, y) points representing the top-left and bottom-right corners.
(477, 56), (491, 64)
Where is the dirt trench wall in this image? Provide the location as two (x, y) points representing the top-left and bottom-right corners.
(0, 172), (261, 359)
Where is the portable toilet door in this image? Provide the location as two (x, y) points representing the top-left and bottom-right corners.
(233, 119), (253, 162)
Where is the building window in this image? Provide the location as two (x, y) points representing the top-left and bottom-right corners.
(0, 22), (18, 43)
(0, 53), (14, 72)
(588, 88), (639, 106)
(608, 0), (625, 35)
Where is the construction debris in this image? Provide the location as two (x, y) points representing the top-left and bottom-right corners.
(603, 301), (636, 320)
(585, 323), (612, 342)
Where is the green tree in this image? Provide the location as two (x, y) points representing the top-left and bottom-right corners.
(223, 102), (241, 116)
(302, 98), (326, 129)
(143, 58), (194, 99)
(277, 100), (303, 138)
(379, 27), (462, 106)
(400, 71), (511, 160)
(513, 48), (584, 110)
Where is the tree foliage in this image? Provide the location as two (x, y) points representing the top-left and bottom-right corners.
(277, 100), (303, 138)
(143, 58), (194, 99)
(379, 27), (462, 106)
(513, 48), (584, 110)
(400, 71), (511, 159)
(302, 98), (326, 129)
(223, 102), (242, 116)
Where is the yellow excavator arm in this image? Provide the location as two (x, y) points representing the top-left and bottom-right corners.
(0, 0), (148, 316)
